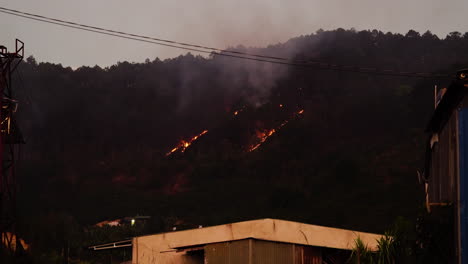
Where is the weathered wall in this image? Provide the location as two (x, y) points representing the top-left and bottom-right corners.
(429, 109), (458, 204)
(205, 240), (249, 264)
(206, 239), (324, 264)
(252, 239), (292, 264)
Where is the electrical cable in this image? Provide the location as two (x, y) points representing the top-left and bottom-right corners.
(0, 7), (292, 62)
(0, 6), (453, 79)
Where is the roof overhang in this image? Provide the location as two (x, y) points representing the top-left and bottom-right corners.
(134, 218), (383, 251)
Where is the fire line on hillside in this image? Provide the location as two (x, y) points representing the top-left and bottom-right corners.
(165, 130), (209, 156)
(165, 108), (304, 156)
(248, 109), (304, 152)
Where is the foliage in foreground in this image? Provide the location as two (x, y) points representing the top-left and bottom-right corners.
(350, 208), (454, 264)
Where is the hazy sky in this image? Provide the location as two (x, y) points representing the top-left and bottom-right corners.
(1, 0), (467, 67)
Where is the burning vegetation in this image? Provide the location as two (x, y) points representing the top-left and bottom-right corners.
(165, 106), (304, 155)
(248, 109), (304, 152)
(166, 130), (209, 156)
(233, 106), (245, 116)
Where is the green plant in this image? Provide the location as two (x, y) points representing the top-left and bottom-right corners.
(349, 237), (374, 264)
(376, 232), (396, 264)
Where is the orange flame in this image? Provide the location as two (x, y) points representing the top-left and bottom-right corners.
(249, 128), (277, 152)
(233, 106), (246, 117)
(166, 130), (208, 156)
(247, 109), (304, 152)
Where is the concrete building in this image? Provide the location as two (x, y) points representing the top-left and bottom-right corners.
(131, 218), (383, 264)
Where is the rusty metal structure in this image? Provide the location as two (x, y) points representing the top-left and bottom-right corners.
(203, 239), (347, 264)
(0, 39), (24, 255)
(424, 69), (468, 263)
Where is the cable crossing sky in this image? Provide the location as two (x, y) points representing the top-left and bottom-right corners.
(0, 6), (453, 79)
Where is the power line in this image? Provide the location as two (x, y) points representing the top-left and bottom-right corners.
(0, 7), (293, 62)
(0, 6), (453, 79)
(0, 10), (219, 56)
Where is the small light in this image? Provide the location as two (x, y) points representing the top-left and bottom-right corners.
(460, 73), (466, 79)
(131, 219), (135, 226)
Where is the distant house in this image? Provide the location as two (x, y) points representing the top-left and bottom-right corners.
(131, 218), (382, 264)
(94, 216), (150, 227)
(424, 69), (468, 264)
(95, 219), (122, 227)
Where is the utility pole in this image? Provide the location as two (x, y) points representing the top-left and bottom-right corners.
(0, 39), (24, 257)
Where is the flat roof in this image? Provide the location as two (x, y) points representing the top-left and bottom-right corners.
(134, 218), (383, 251)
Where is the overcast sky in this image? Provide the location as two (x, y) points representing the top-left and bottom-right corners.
(1, 0), (467, 67)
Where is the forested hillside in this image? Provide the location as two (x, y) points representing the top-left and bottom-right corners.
(12, 29), (468, 261)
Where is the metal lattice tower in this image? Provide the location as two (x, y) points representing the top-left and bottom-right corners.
(0, 39), (23, 255)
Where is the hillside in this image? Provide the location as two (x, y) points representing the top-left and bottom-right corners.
(12, 29), (468, 259)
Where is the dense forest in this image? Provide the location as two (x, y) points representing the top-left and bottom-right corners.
(8, 28), (468, 262)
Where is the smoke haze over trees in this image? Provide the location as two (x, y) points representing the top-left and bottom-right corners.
(11, 28), (468, 262)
